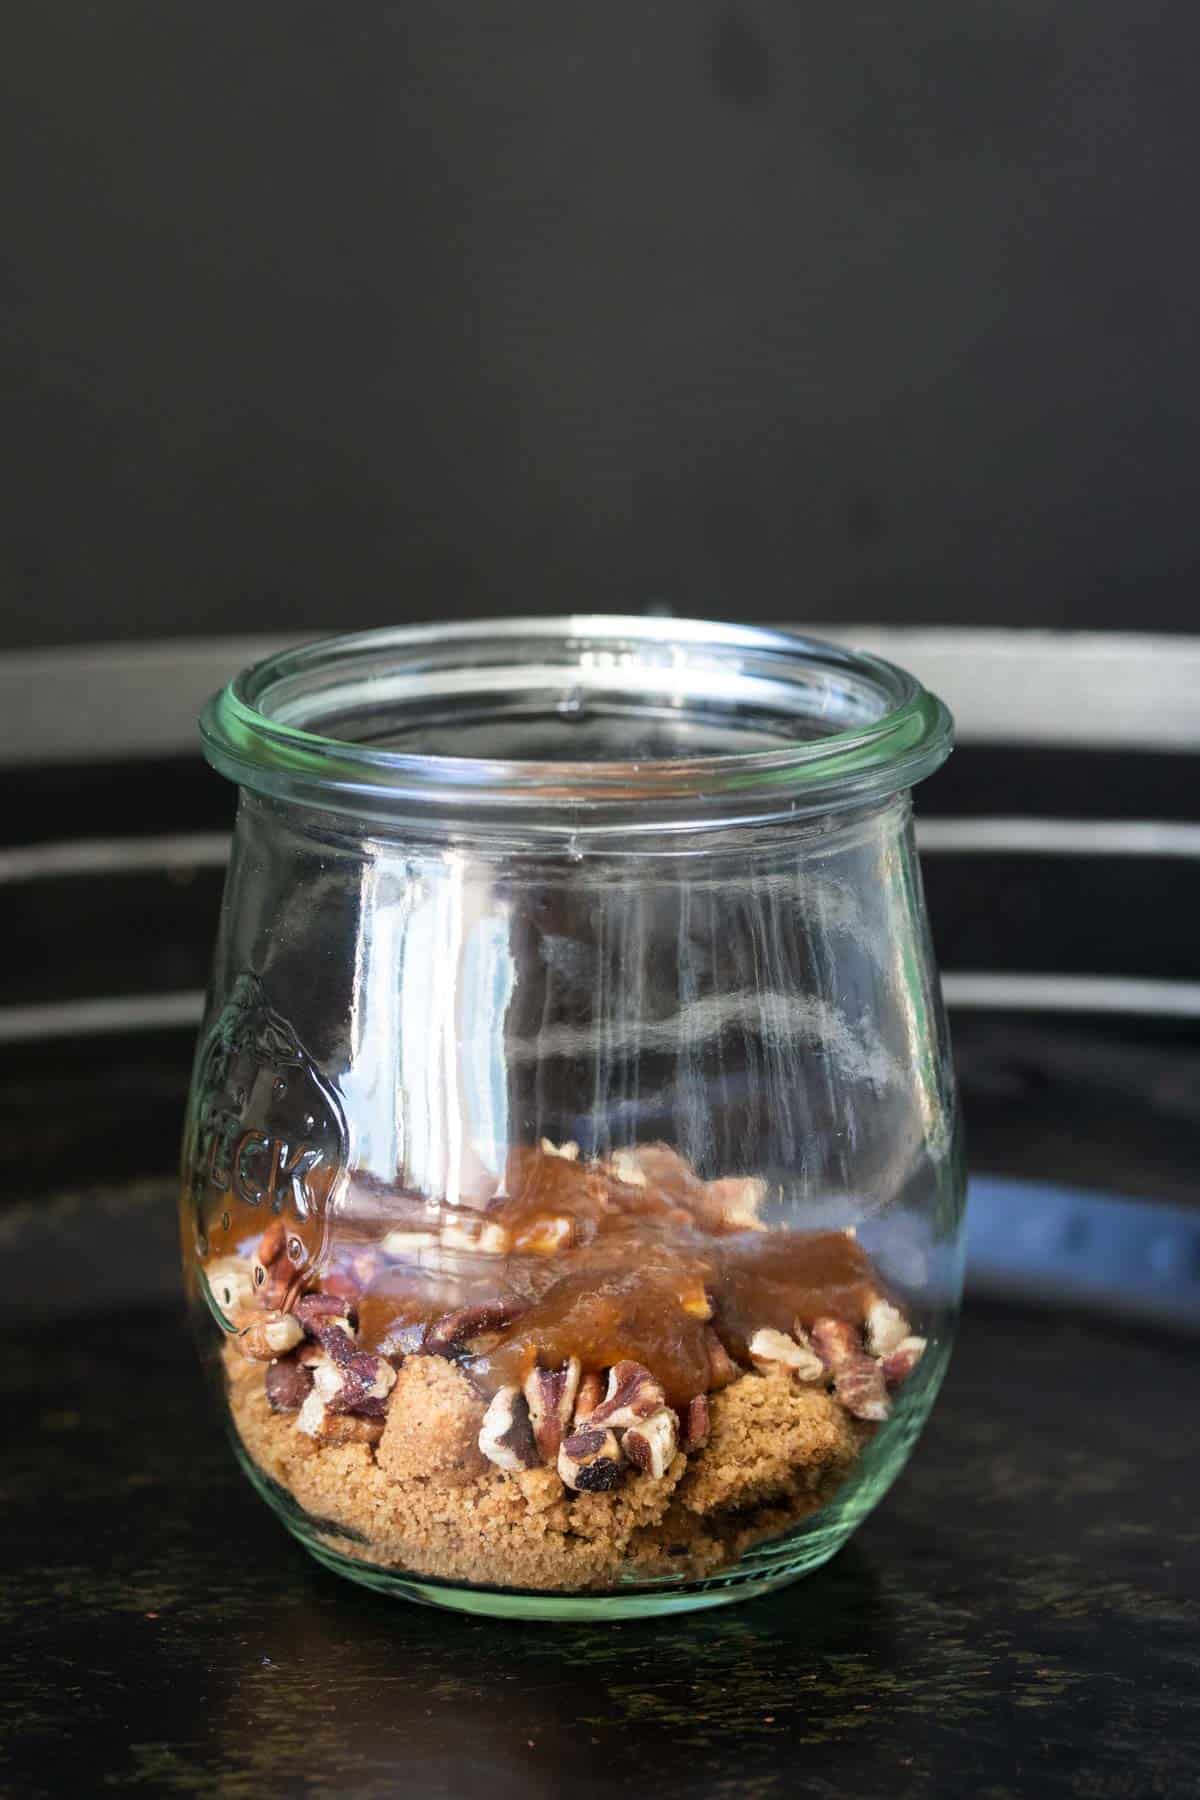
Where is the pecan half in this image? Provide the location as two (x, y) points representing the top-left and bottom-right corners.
(864, 1296), (911, 1358)
(265, 1357), (314, 1413)
(810, 1316), (891, 1422)
(589, 1361), (667, 1430)
(621, 1407), (678, 1479)
(478, 1385), (541, 1472)
(236, 1310), (305, 1362)
(748, 1326), (825, 1382)
(524, 1358), (581, 1462)
(681, 1393), (711, 1451)
(881, 1336), (927, 1387)
(423, 1300), (525, 1357)
(558, 1425), (623, 1492)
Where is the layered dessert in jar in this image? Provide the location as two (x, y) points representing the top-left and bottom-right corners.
(200, 1139), (926, 1593)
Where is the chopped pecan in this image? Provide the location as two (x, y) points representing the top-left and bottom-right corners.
(864, 1296), (911, 1358)
(441, 1218), (513, 1256)
(265, 1357), (314, 1413)
(236, 1310), (305, 1362)
(379, 1320), (430, 1360)
(524, 1358), (581, 1462)
(423, 1300), (524, 1357)
(607, 1149), (647, 1189)
(573, 1371), (605, 1423)
(297, 1312), (358, 1365)
(831, 1358), (891, 1421)
(704, 1327), (739, 1390)
(558, 1425), (623, 1492)
(341, 1349), (397, 1412)
(295, 1291), (356, 1334)
(748, 1326), (824, 1382)
(539, 1138), (579, 1161)
(617, 1143), (704, 1202)
(621, 1407), (678, 1479)
(478, 1385), (541, 1472)
(808, 1317), (862, 1369)
(295, 1390), (385, 1445)
(380, 1228), (441, 1260)
(311, 1345), (396, 1417)
(589, 1361), (667, 1430)
(810, 1317), (890, 1422)
(881, 1336), (927, 1387)
(682, 1393), (711, 1451)
(701, 1176), (768, 1234)
(205, 1256), (255, 1323)
(512, 1215), (574, 1256)
(251, 1217), (293, 1309)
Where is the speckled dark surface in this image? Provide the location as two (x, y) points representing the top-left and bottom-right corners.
(4, 1206), (1198, 1799)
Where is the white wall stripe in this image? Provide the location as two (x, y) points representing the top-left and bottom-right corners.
(1, 973), (1198, 1044)
(0, 834), (233, 885)
(915, 818), (1200, 857)
(2, 628), (1199, 764)
(821, 626), (1200, 752)
(2, 817), (1199, 887)
(940, 973), (1200, 1018)
(0, 993), (207, 1042)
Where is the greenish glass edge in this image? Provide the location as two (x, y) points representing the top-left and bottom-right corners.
(199, 680), (952, 821)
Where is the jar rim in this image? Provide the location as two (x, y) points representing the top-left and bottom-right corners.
(199, 616), (953, 834)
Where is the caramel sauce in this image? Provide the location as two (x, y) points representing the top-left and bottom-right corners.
(489, 1145), (689, 1247)
(195, 1144), (883, 1405)
(473, 1234), (718, 1406)
(714, 1231), (878, 1359)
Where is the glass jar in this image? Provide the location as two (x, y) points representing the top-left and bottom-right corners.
(183, 617), (962, 1620)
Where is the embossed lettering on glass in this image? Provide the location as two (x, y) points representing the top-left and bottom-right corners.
(182, 618), (963, 1618)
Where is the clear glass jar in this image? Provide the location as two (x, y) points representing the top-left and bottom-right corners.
(182, 617), (962, 1620)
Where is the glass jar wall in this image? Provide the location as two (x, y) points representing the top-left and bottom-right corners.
(183, 618), (962, 1618)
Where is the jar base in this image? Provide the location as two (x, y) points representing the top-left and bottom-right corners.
(296, 1528), (847, 1619)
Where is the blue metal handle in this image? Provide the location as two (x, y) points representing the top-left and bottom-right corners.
(966, 1176), (1200, 1333)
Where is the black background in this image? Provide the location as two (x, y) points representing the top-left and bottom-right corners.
(4, 1), (1199, 649)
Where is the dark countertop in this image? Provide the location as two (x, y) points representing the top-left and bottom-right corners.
(5, 1250), (1198, 1798)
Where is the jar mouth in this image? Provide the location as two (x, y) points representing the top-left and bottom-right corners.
(200, 616), (953, 834)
